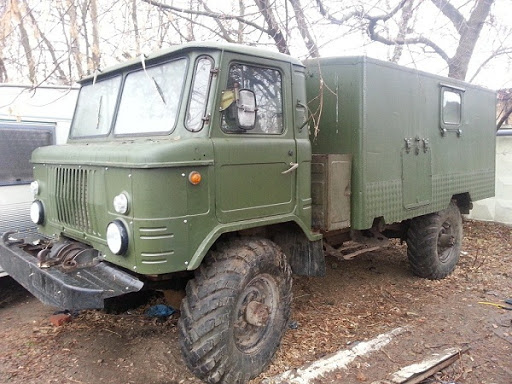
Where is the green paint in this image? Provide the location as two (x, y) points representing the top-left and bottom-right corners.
(305, 56), (495, 229)
(30, 45), (495, 276)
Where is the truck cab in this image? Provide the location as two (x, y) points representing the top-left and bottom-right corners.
(18, 43), (315, 278)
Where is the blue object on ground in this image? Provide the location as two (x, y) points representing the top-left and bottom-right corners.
(288, 320), (299, 329)
(145, 304), (176, 318)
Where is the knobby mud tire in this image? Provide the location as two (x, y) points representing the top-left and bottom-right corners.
(407, 201), (463, 280)
(178, 238), (292, 383)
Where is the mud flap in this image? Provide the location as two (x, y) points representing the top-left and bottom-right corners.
(273, 227), (325, 277)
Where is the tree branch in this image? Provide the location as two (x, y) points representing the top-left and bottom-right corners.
(131, 0), (141, 54)
(315, 0), (364, 25)
(469, 48), (512, 83)
(141, 0), (273, 38)
(0, 57), (8, 82)
(253, 0), (290, 54)
(198, 0), (236, 43)
(430, 0), (465, 31)
(497, 90), (512, 130)
(391, 0), (415, 63)
(89, 0), (101, 71)
(238, 0), (245, 43)
(24, 0), (67, 81)
(367, 18), (451, 63)
(11, 0), (36, 83)
(446, 0), (494, 79)
(288, 0), (319, 58)
(497, 105), (512, 130)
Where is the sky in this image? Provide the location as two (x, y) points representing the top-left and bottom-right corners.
(4, 0), (511, 91)
(297, 0), (512, 90)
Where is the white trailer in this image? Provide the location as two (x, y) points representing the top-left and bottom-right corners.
(0, 85), (78, 276)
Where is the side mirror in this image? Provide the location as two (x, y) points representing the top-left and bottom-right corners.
(236, 89), (257, 130)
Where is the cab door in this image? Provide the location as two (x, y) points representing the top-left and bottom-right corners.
(212, 56), (297, 224)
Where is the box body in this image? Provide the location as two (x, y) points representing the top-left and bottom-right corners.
(305, 56), (496, 230)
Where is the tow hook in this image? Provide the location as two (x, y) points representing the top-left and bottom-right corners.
(37, 242), (100, 271)
(2, 231), (24, 246)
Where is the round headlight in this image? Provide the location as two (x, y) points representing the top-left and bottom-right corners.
(30, 181), (40, 196)
(30, 200), (44, 225)
(113, 193), (129, 214)
(106, 220), (129, 255)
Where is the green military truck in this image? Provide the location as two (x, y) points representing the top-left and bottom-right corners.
(0, 43), (495, 383)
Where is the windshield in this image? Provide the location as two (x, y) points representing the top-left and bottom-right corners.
(71, 76), (121, 137)
(115, 59), (188, 135)
(70, 58), (188, 138)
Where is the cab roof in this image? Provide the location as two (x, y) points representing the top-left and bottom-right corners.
(79, 41), (303, 83)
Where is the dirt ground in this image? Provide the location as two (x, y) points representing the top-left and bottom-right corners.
(0, 219), (511, 384)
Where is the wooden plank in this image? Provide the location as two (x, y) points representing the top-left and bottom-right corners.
(389, 347), (470, 384)
(263, 327), (407, 384)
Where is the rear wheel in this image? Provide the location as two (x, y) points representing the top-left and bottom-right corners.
(178, 238), (292, 383)
(407, 201), (463, 280)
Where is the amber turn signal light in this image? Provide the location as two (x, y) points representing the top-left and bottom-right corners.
(188, 171), (202, 185)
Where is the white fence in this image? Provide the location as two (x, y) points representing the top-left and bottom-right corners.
(467, 131), (512, 226)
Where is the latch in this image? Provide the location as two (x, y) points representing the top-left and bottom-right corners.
(422, 138), (430, 153)
(405, 137), (430, 154)
(404, 138), (412, 153)
(414, 136), (421, 155)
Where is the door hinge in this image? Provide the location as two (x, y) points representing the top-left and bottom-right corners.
(202, 114), (211, 124)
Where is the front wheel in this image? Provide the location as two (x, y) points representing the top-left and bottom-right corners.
(178, 238), (292, 383)
(407, 201), (463, 280)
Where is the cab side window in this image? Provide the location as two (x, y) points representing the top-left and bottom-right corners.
(222, 63), (284, 134)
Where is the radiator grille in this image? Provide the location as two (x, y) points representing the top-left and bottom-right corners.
(54, 167), (93, 232)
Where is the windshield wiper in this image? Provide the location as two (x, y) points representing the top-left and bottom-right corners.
(96, 95), (103, 130)
(152, 77), (166, 105)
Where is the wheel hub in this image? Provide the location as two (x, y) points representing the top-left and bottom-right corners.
(233, 274), (278, 353)
(437, 219), (458, 263)
(245, 300), (269, 327)
(438, 233), (455, 247)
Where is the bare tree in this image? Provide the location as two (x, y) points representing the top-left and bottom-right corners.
(318, 0), (495, 81)
(141, 0), (292, 52)
(431, 0), (494, 79)
(254, 0), (289, 54)
(237, 0), (245, 43)
(89, 0), (101, 71)
(0, 1), (10, 82)
(23, 0), (67, 81)
(131, 0), (141, 55)
(0, 0), (509, 119)
(316, 0), (509, 128)
(289, 0), (319, 58)
(390, 0), (415, 63)
(10, 0), (36, 84)
(497, 89), (512, 130)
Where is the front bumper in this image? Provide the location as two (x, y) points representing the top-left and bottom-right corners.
(0, 232), (143, 309)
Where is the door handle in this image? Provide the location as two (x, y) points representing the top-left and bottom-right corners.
(282, 162), (299, 174)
